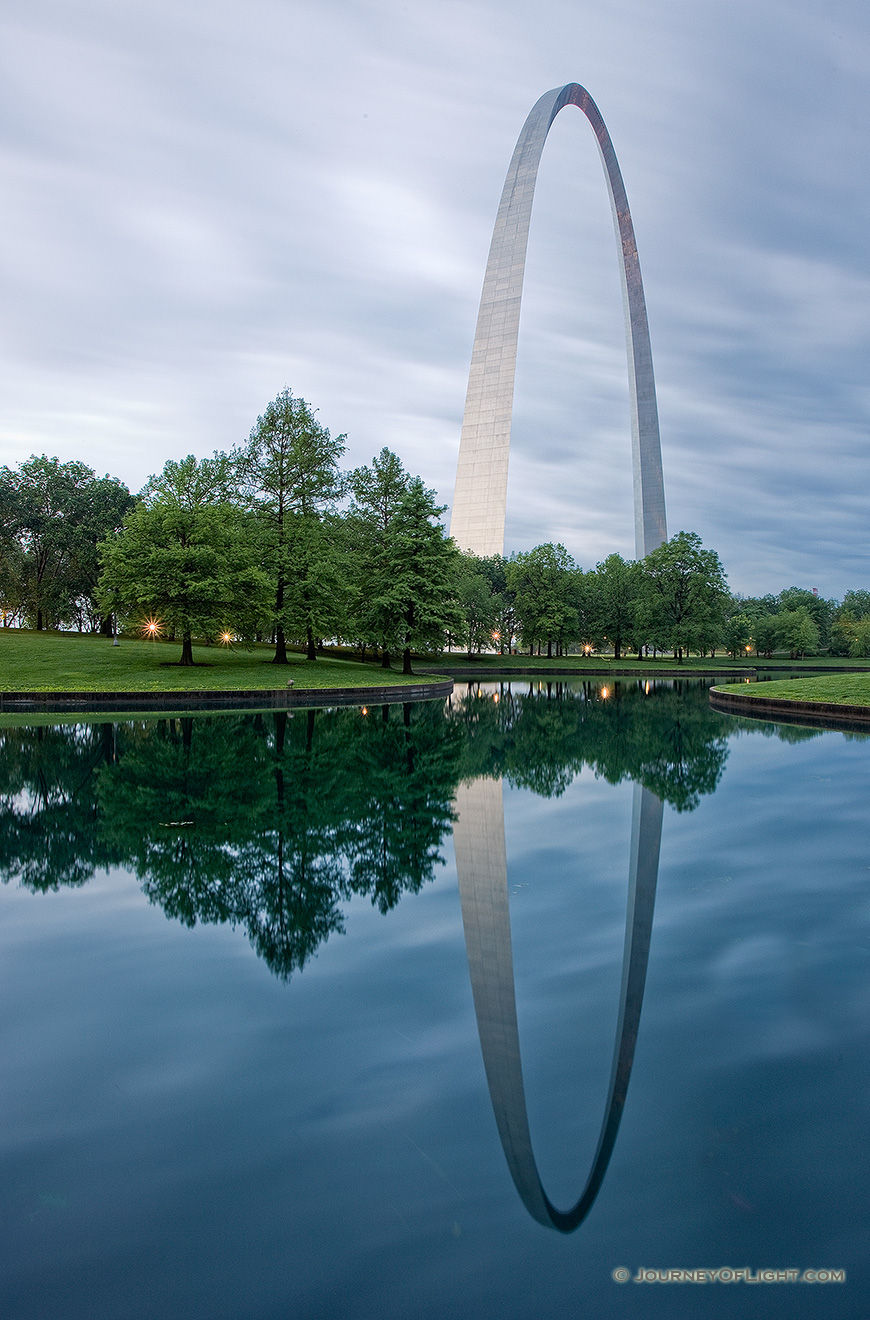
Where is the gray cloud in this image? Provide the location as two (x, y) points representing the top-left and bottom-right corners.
(0, 0), (868, 595)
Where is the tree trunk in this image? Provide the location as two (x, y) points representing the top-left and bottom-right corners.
(180, 632), (194, 666)
(547, 639), (552, 658)
(273, 625), (288, 664)
(381, 649), (391, 669)
(402, 647), (413, 675)
(306, 628), (317, 661)
(36, 609), (43, 631)
(100, 614), (114, 637)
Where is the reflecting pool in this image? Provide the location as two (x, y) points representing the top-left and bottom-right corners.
(0, 679), (867, 1317)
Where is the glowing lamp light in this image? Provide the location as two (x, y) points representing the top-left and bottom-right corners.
(141, 617), (163, 639)
(220, 632), (233, 645)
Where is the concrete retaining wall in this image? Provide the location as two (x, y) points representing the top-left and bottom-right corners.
(0, 680), (453, 714)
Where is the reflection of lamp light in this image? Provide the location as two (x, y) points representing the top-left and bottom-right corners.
(361, 707), (368, 716)
(600, 686), (609, 699)
(644, 681), (650, 695)
(493, 693), (500, 704)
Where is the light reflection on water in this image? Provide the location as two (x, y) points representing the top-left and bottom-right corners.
(0, 679), (867, 1318)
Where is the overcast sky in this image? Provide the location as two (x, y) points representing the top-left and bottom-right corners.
(1, 0), (868, 596)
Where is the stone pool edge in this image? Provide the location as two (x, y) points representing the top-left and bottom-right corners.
(709, 686), (870, 732)
(0, 678), (454, 714)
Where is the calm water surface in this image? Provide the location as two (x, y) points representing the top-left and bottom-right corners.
(0, 679), (868, 1318)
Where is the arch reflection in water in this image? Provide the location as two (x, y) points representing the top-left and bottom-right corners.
(454, 776), (662, 1231)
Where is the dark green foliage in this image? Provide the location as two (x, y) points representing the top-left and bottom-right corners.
(586, 554), (641, 659)
(638, 532), (729, 662)
(722, 610), (753, 659)
(382, 478), (464, 674)
(841, 590), (870, 620)
(99, 454), (271, 664)
(2, 678), (805, 976)
(452, 678), (732, 811)
(506, 543), (580, 657)
(456, 562), (499, 656)
(0, 455), (133, 631)
(236, 388), (348, 663)
(344, 448), (411, 663)
(775, 607), (820, 658)
(776, 587), (834, 648)
(3, 704), (464, 979)
(0, 723), (122, 890)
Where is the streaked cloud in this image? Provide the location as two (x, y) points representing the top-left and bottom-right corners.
(0, 0), (867, 595)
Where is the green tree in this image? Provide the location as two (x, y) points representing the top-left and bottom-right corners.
(507, 543), (580, 657)
(777, 587), (833, 649)
(237, 388), (347, 663)
(0, 536), (26, 626)
(457, 557), (499, 656)
(638, 531), (729, 663)
(842, 590), (870, 619)
(587, 554), (639, 659)
(847, 619), (870, 658)
(383, 478), (463, 674)
(722, 610), (753, 659)
(99, 454), (271, 665)
(66, 475), (136, 632)
(752, 613), (779, 658)
(475, 555), (518, 654)
(776, 607), (820, 658)
(345, 448), (410, 666)
(0, 455), (133, 630)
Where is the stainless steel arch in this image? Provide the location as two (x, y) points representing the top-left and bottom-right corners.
(453, 776), (663, 1232)
(450, 83), (667, 559)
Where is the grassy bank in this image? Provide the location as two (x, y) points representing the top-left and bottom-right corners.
(717, 673), (870, 707)
(0, 630), (441, 692)
(416, 652), (870, 673)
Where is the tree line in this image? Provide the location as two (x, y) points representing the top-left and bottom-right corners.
(1, 387), (865, 664)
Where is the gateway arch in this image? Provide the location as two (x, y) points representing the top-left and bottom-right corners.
(450, 83), (667, 559)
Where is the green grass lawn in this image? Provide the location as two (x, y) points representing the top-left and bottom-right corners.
(416, 651), (870, 672)
(0, 630), (443, 692)
(717, 673), (870, 707)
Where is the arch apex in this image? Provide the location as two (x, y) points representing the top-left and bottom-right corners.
(449, 83), (667, 560)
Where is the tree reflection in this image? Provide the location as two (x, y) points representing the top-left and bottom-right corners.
(453, 678), (733, 811)
(0, 679), (761, 974)
(0, 722), (122, 890)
